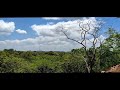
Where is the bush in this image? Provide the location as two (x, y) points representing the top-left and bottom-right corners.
(61, 59), (87, 73)
(36, 65), (56, 73)
(0, 56), (33, 73)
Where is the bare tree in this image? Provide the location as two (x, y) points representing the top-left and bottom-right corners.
(58, 20), (103, 73)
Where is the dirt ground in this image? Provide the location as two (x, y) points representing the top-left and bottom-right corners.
(105, 64), (120, 73)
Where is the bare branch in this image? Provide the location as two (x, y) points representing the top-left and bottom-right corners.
(58, 19), (103, 73)
(83, 58), (90, 73)
(61, 29), (87, 49)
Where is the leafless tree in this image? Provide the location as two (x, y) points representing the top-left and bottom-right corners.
(58, 20), (103, 73)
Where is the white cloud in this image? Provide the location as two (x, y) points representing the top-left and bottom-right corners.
(42, 17), (61, 20)
(0, 36), (73, 51)
(31, 24), (58, 36)
(31, 17), (102, 39)
(0, 20), (15, 35)
(0, 17), (106, 51)
(42, 17), (86, 20)
(16, 29), (27, 34)
(31, 17), (105, 51)
(47, 22), (54, 25)
(0, 35), (106, 51)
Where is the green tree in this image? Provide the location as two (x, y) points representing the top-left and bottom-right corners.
(99, 28), (120, 70)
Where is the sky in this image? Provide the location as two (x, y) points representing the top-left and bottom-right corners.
(0, 17), (120, 51)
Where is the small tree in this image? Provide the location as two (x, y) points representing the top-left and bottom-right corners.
(99, 28), (120, 70)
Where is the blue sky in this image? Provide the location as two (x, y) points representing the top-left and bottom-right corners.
(0, 17), (68, 40)
(100, 17), (120, 32)
(0, 17), (119, 51)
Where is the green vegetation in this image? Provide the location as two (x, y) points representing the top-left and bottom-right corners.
(0, 28), (120, 73)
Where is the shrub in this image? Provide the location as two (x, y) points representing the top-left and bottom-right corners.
(36, 65), (56, 73)
(61, 59), (87, 73)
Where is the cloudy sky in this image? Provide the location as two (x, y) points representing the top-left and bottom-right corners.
(0, 17), (120, 51)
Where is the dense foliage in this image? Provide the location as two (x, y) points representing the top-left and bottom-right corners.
(0, 29), (119, 73)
